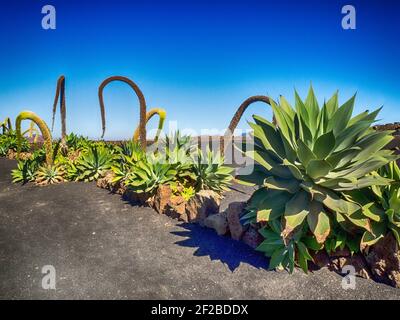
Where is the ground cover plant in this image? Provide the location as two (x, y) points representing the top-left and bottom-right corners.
(237, 87), (399, 273)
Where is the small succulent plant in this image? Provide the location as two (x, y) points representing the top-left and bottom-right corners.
(35, 163), (65, 186)
(75, 145), (114, 182)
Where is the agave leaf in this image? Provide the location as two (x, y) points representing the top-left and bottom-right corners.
(264, 176), (300, 193)
(361, 202), (385, 222)
(360, 221), (387, 249)
(297, 139), (316, 167)
(300, 182), (360, 215)
(246, 187), (270, 209)
(257, 190), (292, 222)
(268, 246), (287, 270)
(389, 190), (400, 212)
(325, 91), (339, 118)
(348, 107), (382, 126)
(283, 191), (310, 233)
(256, 241), (283, 256)
(304, 86), (320, 136)
(325, 147), (361, 168)
(294, 90), (313, 144)
(270, 99), (295, 145)
(249, 122), (274, 153)
(281, 135), (297, 162)
(335, 174), (392, 191)
(389, 225), (400, 246)
(297, 241), (313, 273)
(327, 94), (356, 134)
(252, 115), (286, 158)
(334, 121), (372, 152)
(333, 156), (391, 180)
(236, 165), (272, 186)
(315, 102), (328, 137)
(306, 159), (332, 179)
(248, 150), (293, 179)
(302, 235), (324, 251)
(269, 218), (283, 234)
(283, 159), (303, 180)
(258, 226), (282, 240)
(353, 133), (393, 162)
(347, 209), (373, 232)
(342, 189), (374, 205)
(313, 131), (336, 159)
(307, 201), (331, 243)
(317, 177), (354, 189)
(240, 209), (257, 224)
(279, 95), (296, 120)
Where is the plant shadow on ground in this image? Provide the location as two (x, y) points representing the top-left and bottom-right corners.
(171, 222), (269, 272)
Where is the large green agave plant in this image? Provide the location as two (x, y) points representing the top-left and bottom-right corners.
(237, 87), (398, 272)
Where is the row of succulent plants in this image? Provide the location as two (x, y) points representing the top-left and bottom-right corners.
(236, 87), (400, 273)
(6, 124), (232, 197)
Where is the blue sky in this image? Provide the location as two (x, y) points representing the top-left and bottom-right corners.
(0, 0), (399, 139)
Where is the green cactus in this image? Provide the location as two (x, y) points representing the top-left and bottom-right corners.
(16, 111), (53, 165)
(98, 76), (147, 149)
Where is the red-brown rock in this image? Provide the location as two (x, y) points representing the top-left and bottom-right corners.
(186, 190), (221, 224)
(241, 226), (263, 249)
(329, 253), (372, 280)
(366, 233), (400, 288)
(226, 202), (247, 240)
(204, 212), (228, 235)
(152, 185), (172, 214)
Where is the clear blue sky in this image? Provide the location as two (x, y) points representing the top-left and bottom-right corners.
(0, 0), (399, 139)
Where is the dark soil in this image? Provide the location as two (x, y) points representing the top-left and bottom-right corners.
(0, 158), (399, 299)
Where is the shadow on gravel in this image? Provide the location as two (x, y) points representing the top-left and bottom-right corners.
(172, 223), (269, 272)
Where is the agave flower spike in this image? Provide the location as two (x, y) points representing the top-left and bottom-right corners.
(22, 121), (40, 143)
(98, 76), (147, 149)
(51, 75), (67, 144)
(16, 111), (53, 165)
(221, 95), (273, 157)
(1, 117), (12, 134)
(133, 108), (166, 144)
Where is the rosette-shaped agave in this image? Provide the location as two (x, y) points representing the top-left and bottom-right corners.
(237, 87), (398, 272)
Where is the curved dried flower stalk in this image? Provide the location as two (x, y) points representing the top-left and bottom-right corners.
(133, 108), (166, 144)
(16, 111), (53, 165)
(220, 95), (273, 156)
(1, 117), (12, 134)
(98, 76), (147, 149)
(51, 75), (67, 142)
